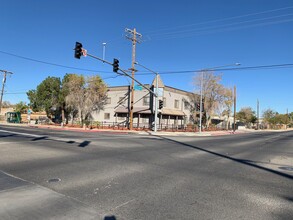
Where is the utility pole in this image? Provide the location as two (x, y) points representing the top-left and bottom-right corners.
(233, 85), (236, 133)
(286, 108), (289, 129)
(125, 28), (142, 130)
(257, 99), (260, 130)
(199, 71), (204, 133)
(0, 70), (13, 114)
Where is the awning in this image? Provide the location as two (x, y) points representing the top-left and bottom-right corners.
(161, 108), (185, 116)
(115, 107), (152, 114)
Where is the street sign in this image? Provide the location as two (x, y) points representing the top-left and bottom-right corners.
(154, 88), (164, 97)
(82, 49), (87, 57)
(134, 85), (143, 91)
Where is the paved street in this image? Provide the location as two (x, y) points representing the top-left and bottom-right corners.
(0, 125), (292, 220)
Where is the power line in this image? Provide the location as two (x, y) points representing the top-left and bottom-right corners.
(148, 13), (293, 40)
(144, 5), (293, 35)
(135, 63), (293, 75)
(147, 18), (293, 41)
(0, 50), (113, 73)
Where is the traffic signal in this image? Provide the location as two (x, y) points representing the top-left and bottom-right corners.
(196, 103), (200, 111)
(159, 100), (163, 109)
(113, 58), (119, 72)
(202, 102), (204, 112)
(74, 42), (83, 59)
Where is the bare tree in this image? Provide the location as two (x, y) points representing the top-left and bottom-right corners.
(64, 74), (107, 125)
(221, 88), (233, 130)
(193, 72), (226, 128)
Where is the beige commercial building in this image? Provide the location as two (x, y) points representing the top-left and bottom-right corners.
(92, 76), (197, 129)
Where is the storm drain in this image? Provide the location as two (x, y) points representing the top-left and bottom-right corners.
(47, 178), (61, 183)
(279, 166), (293, 172)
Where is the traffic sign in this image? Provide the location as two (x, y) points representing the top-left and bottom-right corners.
(82, 49), (87, 57)
(134, 85), (143, 91)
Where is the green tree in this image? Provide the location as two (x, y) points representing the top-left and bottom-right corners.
(263, 109), (290, 128)
(237, 107), (256, 127)
(27, 77), (62, 119)
(14, 101), (28, 113)
(262, 108), (277, 125)
(27, 90), (40, 112)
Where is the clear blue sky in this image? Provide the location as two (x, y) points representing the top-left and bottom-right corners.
(1, 0), (292, 115)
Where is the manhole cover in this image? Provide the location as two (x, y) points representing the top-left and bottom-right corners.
(279, 166), (293, 172)
(47, 178), (61, 183)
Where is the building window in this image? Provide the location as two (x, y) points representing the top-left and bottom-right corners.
(143, 96), (150, 106)
(142, 118), (149, 123)
(184, 101), (189, 110)
(163, 97), (166, 107)
(174, 99), (179, 109)
(104, 113), (110, 120)
(118, 116), (125, 121)
(119, 97), (126, 105)
(106, 97), (111, 104)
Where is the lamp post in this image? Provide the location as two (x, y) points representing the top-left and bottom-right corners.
(102, 43), (106, 60)
(134, 62), (159, 133)
(198, 63), (240, 133)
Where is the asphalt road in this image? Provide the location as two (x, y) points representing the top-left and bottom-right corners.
(0, 125), (292, 220)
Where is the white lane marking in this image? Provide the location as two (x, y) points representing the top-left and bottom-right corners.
(0, 141), (31, 145)
(112, 199), (136, 210)
(0, 129), (43, 138)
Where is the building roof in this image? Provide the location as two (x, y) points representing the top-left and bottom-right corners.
(107, 79), (194, 96)
(151, 75), (165, 88)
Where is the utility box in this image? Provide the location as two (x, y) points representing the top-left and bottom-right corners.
(6, 112), (21, 123)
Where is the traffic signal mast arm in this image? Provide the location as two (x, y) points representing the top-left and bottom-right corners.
(84, 52), (158, 97)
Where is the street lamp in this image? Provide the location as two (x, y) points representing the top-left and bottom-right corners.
(102, 43), (106, 60)
(198, 63), (240, 133)
(134, 62), (159, 133)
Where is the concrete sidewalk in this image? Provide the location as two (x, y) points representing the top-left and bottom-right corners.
(0, 171), (103, 220)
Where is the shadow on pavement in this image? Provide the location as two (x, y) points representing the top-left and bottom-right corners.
(32, 136), (48, 141)
(104, 216), (117, 220)
(159, 135), (293, 180)
(78, 141), (91, 148)
(0, 134), (16, 138)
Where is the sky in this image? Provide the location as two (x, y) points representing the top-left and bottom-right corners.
(0, 0), (292, 115)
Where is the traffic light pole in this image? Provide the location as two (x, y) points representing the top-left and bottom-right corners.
(135, 62), (159, 133)
(154, 74), (158, 132)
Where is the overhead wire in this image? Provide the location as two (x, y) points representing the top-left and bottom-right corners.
(144, 6), (293, 41)
(144, 5), (293, 35)
(135, 63), (293, 75)
(0, 50), (113, 73)
(148, 13), (293, 40)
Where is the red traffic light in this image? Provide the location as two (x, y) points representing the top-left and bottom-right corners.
(74, 42), (83, 59)
(113, 58), (119, 72)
